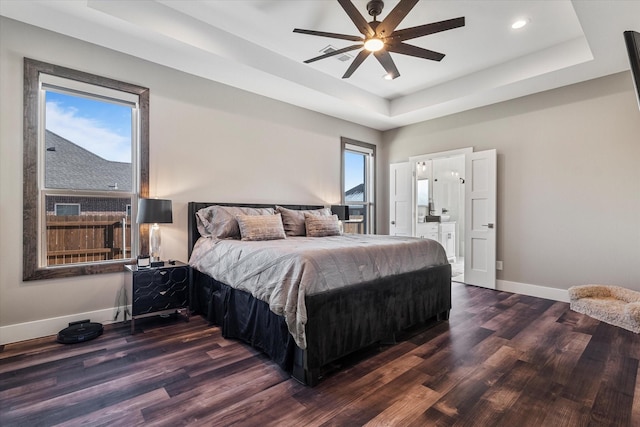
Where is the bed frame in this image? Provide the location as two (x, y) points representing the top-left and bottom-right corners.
(187, 202), (452, 386)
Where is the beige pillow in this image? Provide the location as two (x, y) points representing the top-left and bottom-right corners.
(276, 206), (331, 236)
(305, 214), (341, 237)
(237, 213), (286, 241)
(196, 205), (274, 238)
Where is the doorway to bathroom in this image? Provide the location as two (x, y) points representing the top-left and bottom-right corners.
(412, 149), (468, 282)
(390, 147), (496, 288)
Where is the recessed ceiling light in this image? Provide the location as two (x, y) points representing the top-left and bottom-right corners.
(383, 73), (394, 80)
(511, 19), (529, 30)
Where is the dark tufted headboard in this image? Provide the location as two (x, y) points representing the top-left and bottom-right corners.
(187, 202), (325, 259)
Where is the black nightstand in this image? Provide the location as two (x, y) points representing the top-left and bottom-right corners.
(124, 261), (191, 333)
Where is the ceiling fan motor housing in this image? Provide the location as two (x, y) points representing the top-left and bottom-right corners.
(367, 0), (384, 17)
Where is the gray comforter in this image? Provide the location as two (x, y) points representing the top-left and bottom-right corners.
(189, 234), (448, 348)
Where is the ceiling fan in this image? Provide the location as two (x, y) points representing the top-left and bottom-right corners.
(293, 0), (465, 79)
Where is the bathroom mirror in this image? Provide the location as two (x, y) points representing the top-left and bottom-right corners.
(417, 179), (429, 206)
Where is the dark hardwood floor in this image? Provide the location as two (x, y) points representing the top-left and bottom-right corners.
(1, 282), (638, 426)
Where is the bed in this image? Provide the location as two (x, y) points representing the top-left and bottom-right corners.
(187, 202), (451, 386)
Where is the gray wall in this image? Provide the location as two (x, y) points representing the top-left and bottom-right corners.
(381, 72), (640, 292)
(0, 17), (380, 339)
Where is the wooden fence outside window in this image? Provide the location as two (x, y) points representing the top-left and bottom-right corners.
(46, 214), (131, 265)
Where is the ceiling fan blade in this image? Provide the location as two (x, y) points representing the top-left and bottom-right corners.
(387, 42), (445, 61)
(337, 0), (374, 38)
(343, 49), (371, 78)
(376, 0), (420, 37)
(373, 50), (400, 79)
(391, 17), (466, 42)
(303, 44), (364, 64)
(293, 28), (363, 42)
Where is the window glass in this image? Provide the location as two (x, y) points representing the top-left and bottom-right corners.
(44, 91), (132, 191)
(344, 151), (365, 202)
(54, 203), (81, 216)
(40, 87), (135, 267)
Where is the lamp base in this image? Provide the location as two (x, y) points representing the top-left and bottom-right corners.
(150, 223), (161, 262)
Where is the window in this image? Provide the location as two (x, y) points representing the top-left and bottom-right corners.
(23, 58), (149, 280)
(54, 203), (81, 216)
(341, 137), (376, 234)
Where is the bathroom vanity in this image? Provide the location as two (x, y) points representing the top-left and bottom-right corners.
(416, 221), (456, 263)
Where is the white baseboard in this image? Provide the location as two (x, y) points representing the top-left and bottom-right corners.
(496, 279), (570, 303)
(0, 306), (131, 346)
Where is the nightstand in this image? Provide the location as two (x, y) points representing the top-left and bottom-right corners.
(124, 261), (191, 333)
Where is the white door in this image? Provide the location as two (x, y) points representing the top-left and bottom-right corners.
(464, 149), (497, 289)
(389, 162), (412, 236)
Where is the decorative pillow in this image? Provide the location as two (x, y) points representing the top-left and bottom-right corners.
(237, 213), (286, 241)
(276, 206), (331, 236)
(195, 205), (274, 238)
(305, 214), (341, 237)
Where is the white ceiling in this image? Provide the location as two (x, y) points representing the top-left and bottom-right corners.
(2, 0), (639, 130)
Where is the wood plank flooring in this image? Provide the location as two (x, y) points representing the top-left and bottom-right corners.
(1, 282), (639, 426)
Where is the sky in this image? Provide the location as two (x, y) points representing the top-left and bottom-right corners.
(45, 91), (132, 163)
(344, 150), (365, 193)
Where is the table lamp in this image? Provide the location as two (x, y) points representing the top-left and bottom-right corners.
(137, 198), (172, 262)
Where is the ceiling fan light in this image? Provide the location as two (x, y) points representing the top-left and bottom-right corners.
(364, 38), (384, 52)
(511, 19), (529, 29)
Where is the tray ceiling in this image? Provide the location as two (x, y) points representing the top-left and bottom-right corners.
(2, 0), (639, 130)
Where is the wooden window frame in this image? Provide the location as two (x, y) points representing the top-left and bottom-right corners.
(23, 58), (149, 281)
